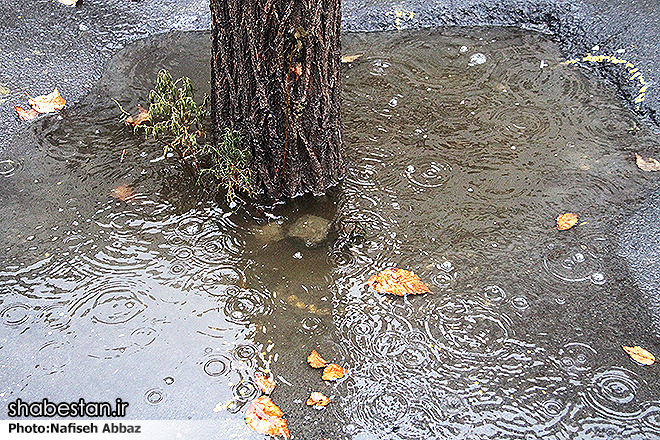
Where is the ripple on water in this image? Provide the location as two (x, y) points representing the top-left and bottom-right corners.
(201, 353), (233, 377)
(72, 277), (149, 325)
(0, 159), (18, 176)
(553, 342), (597, 377)
(222, 288), (273, 326)
(37, 340), (72, 374)
(424, 299), (511, 361)
(582, 367), (642, 420)
(145, 388), (165, 405)
(0, 303), (32, 329)
(130, 327), (158, 347)
(543, 242), (604, 284)
(37, 302), (71, 331)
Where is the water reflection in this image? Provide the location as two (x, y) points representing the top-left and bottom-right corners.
(0, 27), (658, 439)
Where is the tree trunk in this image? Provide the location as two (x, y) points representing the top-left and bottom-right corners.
(210, 0), (345, 202)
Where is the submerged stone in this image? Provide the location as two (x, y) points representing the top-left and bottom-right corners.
(287, 214), (331, 246)
(253, 222), (285, 243)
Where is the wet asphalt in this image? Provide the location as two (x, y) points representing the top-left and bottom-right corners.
(1, 0), (659, 330)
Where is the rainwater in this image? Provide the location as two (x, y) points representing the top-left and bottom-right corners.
(1, 28), (659, 439)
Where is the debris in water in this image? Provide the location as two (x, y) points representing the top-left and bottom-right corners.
(254, 372), (276, 395)
(468, 53), (487, 66)
(307, 350), (328, 369)
(368, 268), (431, 296)
(635, 153), (660, 172)
(322, 363), (347, 381)
(556, 213), (578, 231)
(306, 392), (331, 408)
(244, 396), (290, 438)
(622, 345), (655, 365)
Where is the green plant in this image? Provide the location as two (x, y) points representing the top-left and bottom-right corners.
(200, 128), (255, 203)
(144, 69), (208, 179)
(125, 69), (254, 203)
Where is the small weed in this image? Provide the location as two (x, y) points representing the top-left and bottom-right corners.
(121, 69), (254, 203)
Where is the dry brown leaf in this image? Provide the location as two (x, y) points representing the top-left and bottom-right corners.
(368, 268), (431, 296)
(322, 363), (347, 381)
(306, 392), (331, 407)
(635, 153), (660, 172)
(124, 104), (150, 127)
(292, 63), (303, 80)
(28, 88), (66, 113)
(556, 212), (578, 231)
(254, 372), (276, 395)
(622, 345), (656, 365)
(307, 349), (328, 368)
(245, 396), (290, 438)
(110, 184), (135, 202)
(341, 54), (363, 63)
(14, 105), (39, 121)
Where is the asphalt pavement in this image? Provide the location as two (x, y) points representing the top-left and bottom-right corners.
(1, 0), (659, 332)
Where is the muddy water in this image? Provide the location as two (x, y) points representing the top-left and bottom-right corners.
(1, 28), (660, 439)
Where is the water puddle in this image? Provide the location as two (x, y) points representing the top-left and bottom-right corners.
(1, 28), (659, 439)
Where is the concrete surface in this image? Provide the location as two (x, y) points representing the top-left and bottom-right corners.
(1, 0), (659, 330)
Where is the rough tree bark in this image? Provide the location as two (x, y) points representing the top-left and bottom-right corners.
(210, 0), (345, 202)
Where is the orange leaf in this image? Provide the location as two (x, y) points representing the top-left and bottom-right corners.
(341, 54), (363, 63)
(28, 88), (66, 113)
(322, 363), (347, 381)
(307, 349), (328, 368)
(622, 345), (655, 365)
(14, 105), (39, 121)
(245, 396), (290, 438)
(292, 63), (303, 80)
(110, 184), (135, 202)
(635, 153), (660, 172)
(368, 268), (431, 296)
(556, 212), (578, 231)
(254, 372), (276, 395)
(306, 392), (331, 407)
(124, 104), (150, 127)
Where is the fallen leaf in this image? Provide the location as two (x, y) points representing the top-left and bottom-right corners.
(322, 363), (347, 381)
(556, 212), (578, 231)
(58, 0), (78, 5)
(635, 153), (660, 172)
(254, 372), (276, 395)
(124, 104), (150, 126)
(368, 268), (431, 296)
(14, 105), (39, 121)
(622, 345), (656, 365)
(306, 392), (331, 407)
(292, 63), (302, 80)
(28, 88), (66, 113)
(245, 396), (290, 438)
(110, 184), (135, 202)
(341, 54), (363, 63)
(307, 349), (328, 368)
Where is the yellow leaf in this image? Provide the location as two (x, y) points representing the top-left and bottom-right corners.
(110, 184), (135, 202)
(306, 392), (331, 407)
(368, 268), (431, 296)
(58, 0), (78, 5)
(556, 213), (578, 231)
(622, 345), (655, 365)
(254, 372), (276, 395)
(322, 363), (347, 381)
(245, 396), (290, 438)
(307, 349), (328, 369)
(123, 104), (150, 127)
(28, 88), (66, 113)
(14, 105), (39, 121)
(635, 153), (660, 172)
(341, 54), (363, 63)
